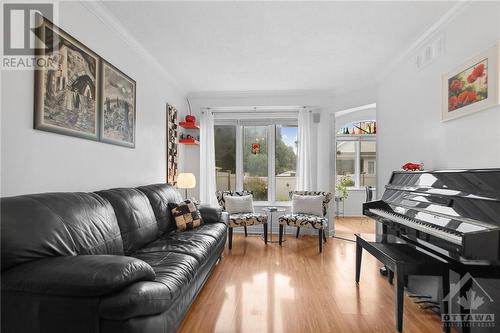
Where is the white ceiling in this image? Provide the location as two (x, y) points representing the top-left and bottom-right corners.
(101, 1), (456, 93)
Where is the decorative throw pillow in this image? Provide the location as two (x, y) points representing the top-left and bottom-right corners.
(169, 200), (203, 231)
(292, 194), (323, 216)
(224, 194), (254, 214)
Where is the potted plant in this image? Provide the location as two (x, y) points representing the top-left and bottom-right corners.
(336, 176), (353, 200)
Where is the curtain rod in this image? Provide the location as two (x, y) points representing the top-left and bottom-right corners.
(200, 106), (320, 113)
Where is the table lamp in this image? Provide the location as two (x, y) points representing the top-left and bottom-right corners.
(177, 173), (196, 199)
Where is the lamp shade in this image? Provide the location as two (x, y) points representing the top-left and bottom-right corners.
(177, 173), (196, 189)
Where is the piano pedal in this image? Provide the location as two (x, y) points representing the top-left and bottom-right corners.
(414, 300), (439, 305)
(419, 304), (441, 311)
(408, 294), (432, 299)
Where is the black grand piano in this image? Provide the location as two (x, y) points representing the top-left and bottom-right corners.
(360, 169), (500, 332)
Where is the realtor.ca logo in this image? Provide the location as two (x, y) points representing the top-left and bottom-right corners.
(2, 2), (56, 69)
(442, 273), (495, 329)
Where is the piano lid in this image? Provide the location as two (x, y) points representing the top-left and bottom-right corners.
(383, 169), (500, 228)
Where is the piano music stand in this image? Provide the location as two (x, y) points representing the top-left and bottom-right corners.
(355, 233), (450, 333)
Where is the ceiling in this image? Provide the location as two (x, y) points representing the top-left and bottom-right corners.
(101, 1), (456, 93)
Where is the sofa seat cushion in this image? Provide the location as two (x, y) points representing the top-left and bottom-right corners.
(229, 213), (267, 227)
(136, 224), (226, 263)
(278, 213), (327, 229)
(135, 238), (211, 263)
(131, 251), (199, 304)
(185, 223), (226, 241)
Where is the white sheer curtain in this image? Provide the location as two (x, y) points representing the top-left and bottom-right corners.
(295, 108), (313, 190)
(199, 110), (218, 206)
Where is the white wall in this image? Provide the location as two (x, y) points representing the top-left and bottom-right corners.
(377, 1), (500, 196)
(0, 2), (186, 196)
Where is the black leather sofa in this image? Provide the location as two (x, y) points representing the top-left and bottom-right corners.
(1, 183), (228, 333)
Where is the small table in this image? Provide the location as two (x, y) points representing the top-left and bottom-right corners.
(262, 207), (287, 243)
(355, 233), (450, 333)
(334, 196), (345, 217)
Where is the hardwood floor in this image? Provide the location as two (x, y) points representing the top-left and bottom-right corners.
(335, 216), (375, 240)
(178, 234), (447, 333)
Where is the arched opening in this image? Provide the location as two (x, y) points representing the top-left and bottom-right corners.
(333, 108), (377, 240)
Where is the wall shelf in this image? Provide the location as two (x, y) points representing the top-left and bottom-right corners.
(179, 122), (200, 129)
(179, 138), (199, 145)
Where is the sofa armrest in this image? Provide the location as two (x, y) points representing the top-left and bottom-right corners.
(2, 255), (155, 297)
(199, 205), (228, 225)
(99, 281), (170, 320)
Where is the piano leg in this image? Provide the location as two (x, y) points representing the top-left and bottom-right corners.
(355, 240), (362, 284)
(388, 269), (394, 285)
(395, 270), (404, 332)
(459, 272), (471, 333)
(441, 270), (450, 333)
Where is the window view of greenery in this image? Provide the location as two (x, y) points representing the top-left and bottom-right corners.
(243, 126), (268, 201)
(360, 141), (376, 187)
(214, 126), (236, 191)
(214, 124), (298, 202)
(336, 141), (355, 187)
(275, 125), (297, 201)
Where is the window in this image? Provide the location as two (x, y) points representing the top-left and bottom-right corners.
(275, 125), (298, 201)
(360, 141), (376, 187)
(337, 121), (376, 135)
(243, 126), (268, 201)
(336, 141), (356, 186)
(336, 120), (376, 188)
(214, 122), (298, 202)
(215, 126), (236, 192)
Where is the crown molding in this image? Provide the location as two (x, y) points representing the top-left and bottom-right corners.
(187, 89), (335, 100)
(377, 0), (471, 81)
(80, 1), (185, 94)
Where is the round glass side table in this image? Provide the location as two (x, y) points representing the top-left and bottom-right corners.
(261, 207), (287, 243)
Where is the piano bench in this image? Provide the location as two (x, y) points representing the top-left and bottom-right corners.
(355, 233), (450, 333)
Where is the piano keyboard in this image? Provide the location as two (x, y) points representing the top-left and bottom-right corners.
(369, 208), (463, 245)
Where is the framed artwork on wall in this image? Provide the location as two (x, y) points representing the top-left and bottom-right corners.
(442, 42), (499, 121)
(166, 104), (178, 186)
(34, 15), (100, 140)
(100, 61), (136, 148)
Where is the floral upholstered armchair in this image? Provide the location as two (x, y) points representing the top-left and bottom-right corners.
(278, 191), (332, 253)
(216, 191), (268, 249)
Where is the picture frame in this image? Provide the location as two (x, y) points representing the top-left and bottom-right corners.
(34, 15), (100, 140)
(166, 104), (178, 186)
(99, 60), (136, 148)
(442, 42), (499, 121)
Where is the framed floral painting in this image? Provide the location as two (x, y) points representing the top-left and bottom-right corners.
(442, 43), (499, 121)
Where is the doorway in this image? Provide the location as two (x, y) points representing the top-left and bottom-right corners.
(332, 107), (377, 240)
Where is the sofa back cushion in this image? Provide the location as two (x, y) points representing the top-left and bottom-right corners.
(137, 183), (182, 234)
(97, 188), (159, 254)
(1, 192), (123, 271)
